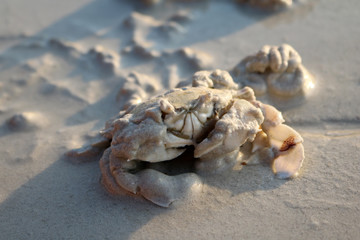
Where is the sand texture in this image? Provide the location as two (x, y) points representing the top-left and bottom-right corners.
(0, 0), (359, 239)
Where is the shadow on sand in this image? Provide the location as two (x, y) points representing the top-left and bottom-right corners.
(0, 154), (286, 239)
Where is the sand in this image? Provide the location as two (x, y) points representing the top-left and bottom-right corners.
(0, 0), (359, 239)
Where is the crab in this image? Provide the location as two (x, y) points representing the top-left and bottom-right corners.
(68, 69), (305, 207)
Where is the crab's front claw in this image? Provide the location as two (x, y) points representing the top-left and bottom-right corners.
(272, 143), (304, 179)
(137, 170), (202, 207)
(194, 99), (263, 165)
(265, 124), (305, 179)
(100, 148), (202, 207)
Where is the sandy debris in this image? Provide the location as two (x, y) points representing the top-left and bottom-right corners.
(231, 44), (314, 97)
(86, 45), (120, 76)
(6, 112), (47, 131)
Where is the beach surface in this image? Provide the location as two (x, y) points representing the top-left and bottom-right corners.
(0, 0), (359, 239)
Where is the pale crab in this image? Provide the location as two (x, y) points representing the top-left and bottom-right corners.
(70, 69), (305, 207)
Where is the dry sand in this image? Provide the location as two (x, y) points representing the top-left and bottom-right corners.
(0, 0), (359, 239)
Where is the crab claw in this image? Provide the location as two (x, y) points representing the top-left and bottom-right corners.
(272, 143), (304, 179)
(194, 99), (263, 159)
(137, 169), (202, 207)
(265, 124), (304, 179)
(100, 148), (202, 207)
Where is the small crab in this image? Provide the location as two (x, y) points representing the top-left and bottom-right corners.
(69, 69), (305, 207)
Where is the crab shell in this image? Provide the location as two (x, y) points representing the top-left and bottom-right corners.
(102, 86), (262, 163)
